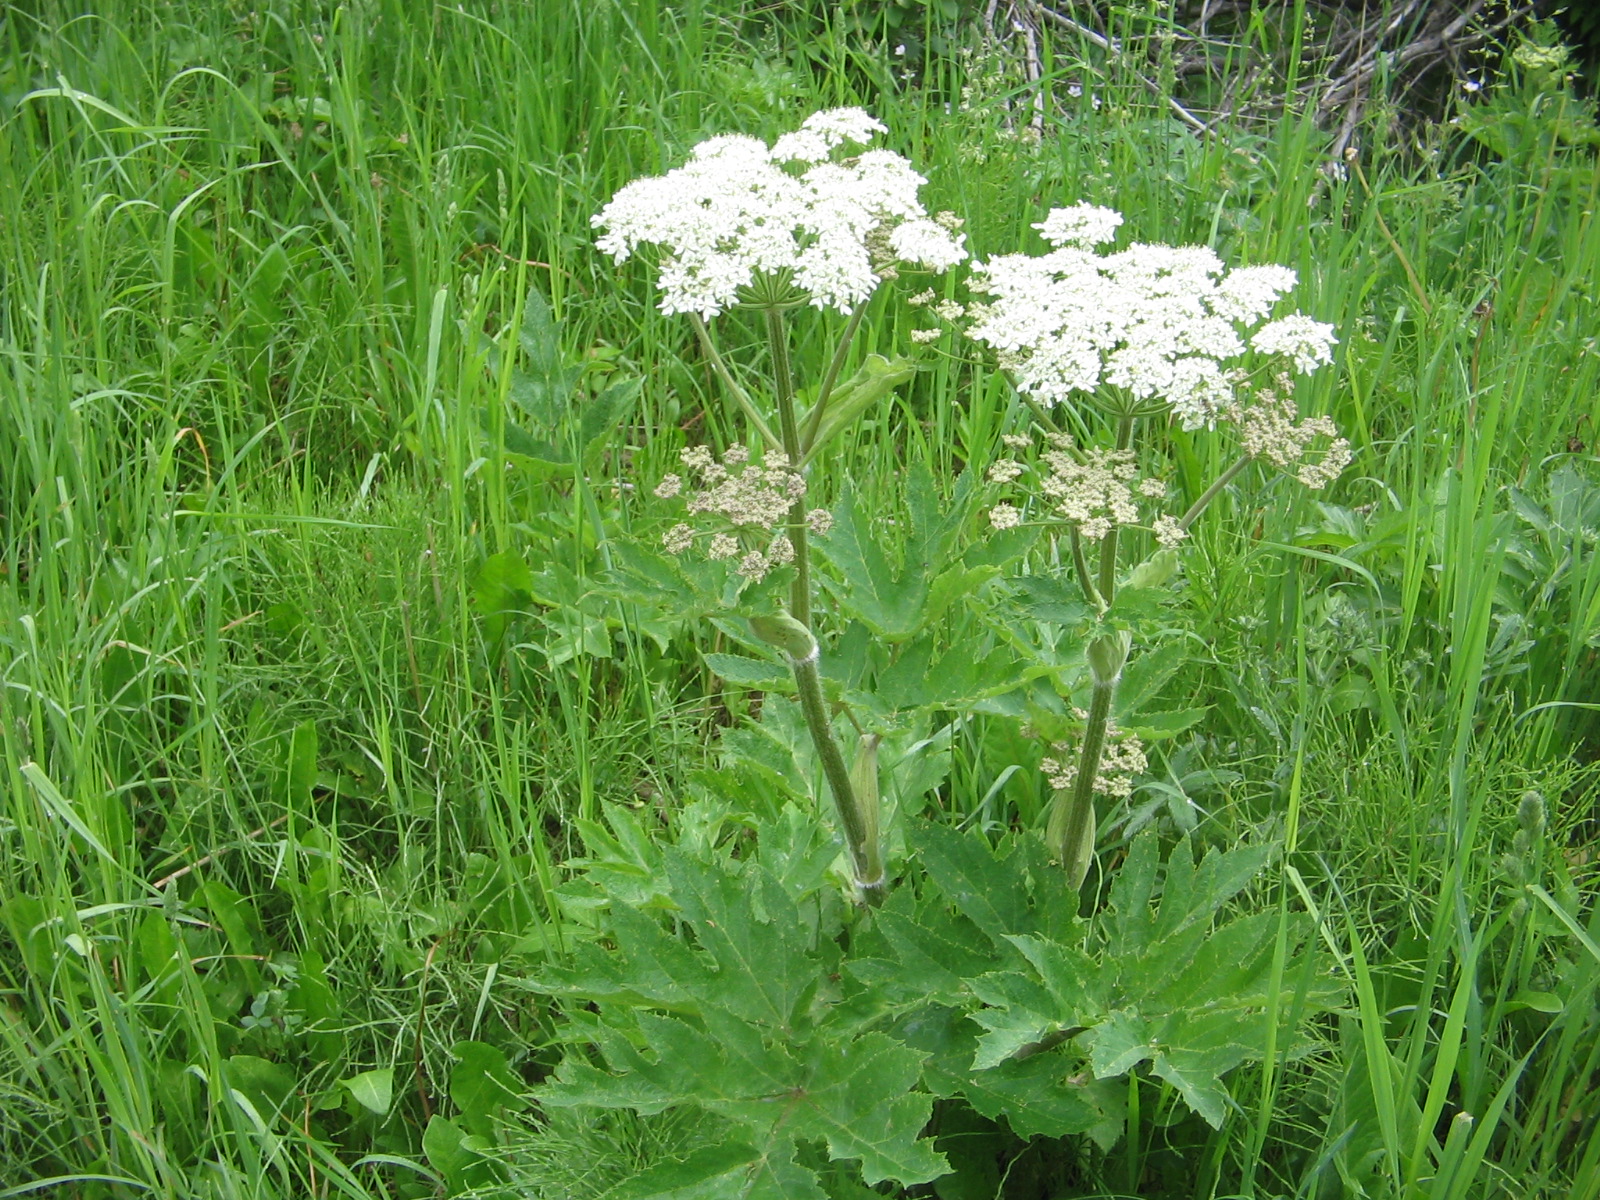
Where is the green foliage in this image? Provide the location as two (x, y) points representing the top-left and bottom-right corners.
(535, 842), (947, 1197)
(2, 1), (1598, 1197)
(531, 809), (1335, 1196)
(817, 462), (995, 644)
(488, 287), (641, 476)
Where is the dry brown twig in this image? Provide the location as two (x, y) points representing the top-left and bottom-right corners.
(993, 0), (1540, 157)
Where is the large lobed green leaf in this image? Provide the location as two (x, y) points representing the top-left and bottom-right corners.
(533, 809), (1337, 1199)
(532, 846), (947, 1196)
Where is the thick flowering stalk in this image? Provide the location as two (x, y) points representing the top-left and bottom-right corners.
(761, 305), (884, 901)
(1048, 632), (1130, 889)
(598, 109), (964, 900)
(968, 204), (1348, 888)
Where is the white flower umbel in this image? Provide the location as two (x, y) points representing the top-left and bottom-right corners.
(966, 204), (1333, 429)
(1251, 314), (1338, 374)
(970, 208), (1347, 894)
(594, 109), (966, 319)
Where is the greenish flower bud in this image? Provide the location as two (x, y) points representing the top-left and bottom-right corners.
(1046, 789), (1096, 890)
(1086, 631), (1130, 687)
(1125, 548), (1180, 591)
(749, 613), (818, 663)
(849, 733), (884, 888)
(1501, 851), (1527, 885)
(1517, 790), (1546, 839)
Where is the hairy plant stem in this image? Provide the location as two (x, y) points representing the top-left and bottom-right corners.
(765, 309), (810, 626)
(1070, 528), (1104, 614)
(764, 307), (881, 902)
(792, 651), (884, 896)
(1055, 665), (1116, 891)
(1094, 414), (1138, 601)
(689, 313), (781, 450)
(799, 303), (867, 457)
(1055, 412), (1137, 888)
(1179, 454), (1251, 530)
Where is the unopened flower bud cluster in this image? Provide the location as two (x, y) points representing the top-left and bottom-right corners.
(987, 432), (1188, 548)
(656, 445), (832, 580)
(1223, 375), (1352, 489)
(1041, 715), (1147, 797)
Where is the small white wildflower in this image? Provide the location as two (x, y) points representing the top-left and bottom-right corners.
(965, 205), (1334, 428)
(1080, 515), (1112, 541)
(1033, 203), (1123, 248)
(987, 459), (1024, 483)
(1138, 477), (1167, 498)
(681, 445), (718, 477)
(708, 533), (740, 560)
(1297, 439), (1352, 489)
(806, 507), (834, 535)
(767, 535), (795, 564)
(908, 288), (937, 306)
(889, 218), (967, 272)
(1042, 721), (1146, 796)
(1212, 265), (1298, 322)
(654, 473), (683, 499)
(594, 108), (961, 318)
(1001, 434), (1032, 449)
(910, 328), (942, 344)
(1228, 385), (1351, 491)
(933, 299), (965, 321)
(737, 549), (770, 578)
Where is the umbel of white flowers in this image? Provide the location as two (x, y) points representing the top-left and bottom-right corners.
(592, 108), (967, 319)
(964, 203), (1337, 429)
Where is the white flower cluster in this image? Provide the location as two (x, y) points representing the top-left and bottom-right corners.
(987, 432), (1186, 548)
(1041, 715), (1147, 798)
(964, 203), (1337, 429)
(655, 445), (833, 581)
(593, 109), (967, 319)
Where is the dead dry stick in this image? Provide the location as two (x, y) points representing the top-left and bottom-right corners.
(1028, 2), (1210, 132)
(1346, 149), (1433, 318)
(151, 814), (291, 890)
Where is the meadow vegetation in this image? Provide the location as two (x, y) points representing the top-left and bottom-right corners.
(1, 1), (1597, 1197)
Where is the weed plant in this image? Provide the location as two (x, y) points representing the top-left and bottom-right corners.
(1, 2), (1597, 1198)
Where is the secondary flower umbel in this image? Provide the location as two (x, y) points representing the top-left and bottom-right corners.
(656, 445), (832, 581)
(987, 432), (1187, 548)
(593, 108), (966, 319)
(963, 203), (1337, 428)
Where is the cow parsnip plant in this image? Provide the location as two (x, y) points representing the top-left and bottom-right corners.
(532, 107), (1352, 1197)
(957, 203), (1349, 886)
(594, 107), (966, 900)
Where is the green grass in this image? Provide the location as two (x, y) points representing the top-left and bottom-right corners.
(2, 1), (1597, 1196)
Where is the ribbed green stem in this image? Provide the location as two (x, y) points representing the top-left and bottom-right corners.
(763, 306), (879, 901)
(1095, 414), (1138, 604)
(1055, 670), (1116, 890)
(1070, 528), (1104, 614)
(1179, 454), (1251, 531)
(765, 308), (812, 628)
(793, 653), (884, 899)
(799, 303), (867, 456)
